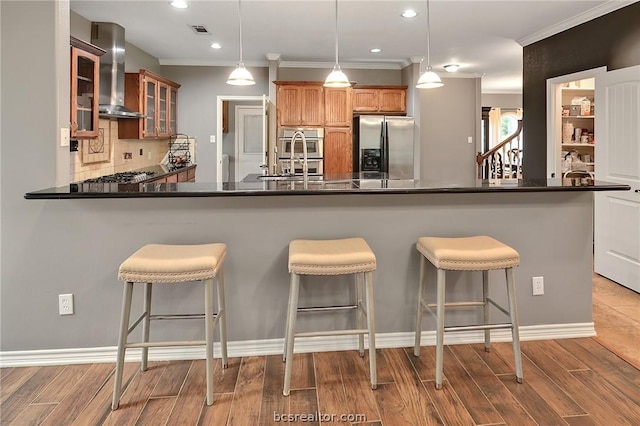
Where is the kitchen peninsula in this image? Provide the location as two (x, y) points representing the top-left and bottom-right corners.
(17, 178), (629, 360)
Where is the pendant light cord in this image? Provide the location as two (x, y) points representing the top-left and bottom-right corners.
(334, 0), (339, 66)
(426, 0), (432, 69)
(238, 0), (243, 63)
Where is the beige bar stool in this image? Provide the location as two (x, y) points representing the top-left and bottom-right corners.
(414, 236), (523, 389)
(283, 238), (377, 396)
(112, 243), (228, 410)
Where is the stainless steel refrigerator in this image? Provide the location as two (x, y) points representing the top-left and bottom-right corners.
(353, 115), (415, 179)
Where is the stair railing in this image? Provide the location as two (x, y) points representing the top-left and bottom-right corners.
(476, 119), (523, 179)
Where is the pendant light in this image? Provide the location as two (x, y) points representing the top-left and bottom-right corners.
(416, 0), (443, 89)
(324, 0), (350, 88)
(227, 0), (255, 86)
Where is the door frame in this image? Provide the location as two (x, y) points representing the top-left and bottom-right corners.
(545, 66), (606, 178)
(234, 105), (264, 182)
(216, 95), (265, 182)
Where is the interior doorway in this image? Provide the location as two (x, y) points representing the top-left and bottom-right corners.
(216, 95), (269, 182)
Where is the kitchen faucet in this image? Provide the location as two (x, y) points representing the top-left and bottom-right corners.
(289, 130), (308, 183)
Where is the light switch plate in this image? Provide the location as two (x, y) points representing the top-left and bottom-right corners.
(60, 128), (70, 147)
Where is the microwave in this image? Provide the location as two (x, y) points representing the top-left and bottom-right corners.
(277, 128), (324, 159)
(278, 159), (324, 175)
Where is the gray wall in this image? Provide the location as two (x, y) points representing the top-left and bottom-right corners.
(420, 77), (482, 183)
(482, 93), (522, 109)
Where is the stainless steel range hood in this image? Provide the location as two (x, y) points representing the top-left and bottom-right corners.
(91, 22), (144, 119)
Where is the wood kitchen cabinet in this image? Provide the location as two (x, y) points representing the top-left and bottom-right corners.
(324, 87), (353, 127)
(119, 70), (181, 139)
(353, 86), (407, 114)
(324, 127), (352, 175)
(70, 37), (105, 139)
(275, 82), (324, 127)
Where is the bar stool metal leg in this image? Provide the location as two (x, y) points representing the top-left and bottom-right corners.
(282, 272), (295, 363)
(365, 271), (377, 390)
(506, 267), (523, 383)
(482, 270), (491, 352)
(141, 283), (152, 371)
(112, 281), (134, 410)
(414, 256), (427, 356)
(217, 268), (228, 368)
(204, 277), (215, 405)
(283, 272), (300, 396)
(435, 268), (446, 390)
(356, 273), (365, 356)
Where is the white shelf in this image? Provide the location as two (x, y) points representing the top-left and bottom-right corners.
(562, 115), (594, 119)
(562, 143), (594, 147)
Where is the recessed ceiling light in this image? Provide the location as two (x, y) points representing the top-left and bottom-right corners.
(170, 1), (188, 9)
(370, 48), (381, 53)
(401, 10), (418, 18)
(444, 64), (459, 73)
(210, 42), (222, 49)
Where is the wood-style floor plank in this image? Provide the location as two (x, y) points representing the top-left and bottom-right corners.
(103, 361), (168, 425)
(149, 360), (191, 398)
(0, 366), (41, 404)
(313, 351), (351, 425)
(1, 366), (63, 424)
(134, 396), (175, 425)
(449, 344), (537, 425)
(32, 364), (92, 404)
(197, 392), (233, 426)
(470, 343), (514, 375)
(439, 346), (504, 425)
(525, 340), (589, 371)
(556, 338), (640, 403)
(382, 347), (443, 425)
(212, 357), (241, 394)
(570, 369), (640, 425)
(498, 375), (570, 425)
(373, 382), (441, 426)
(339, 350), (380, 422)
(69, 362), (138, 426)
(491, 343), (586, 417)
(289, 388), (319, 426)
(405, 345), (437, 382)
(226, 356), (266, 426)
(163, 360), (206, 425)
(7, 402), (57, 425)
(521, 343), (632, 425)
(258, 355), (289, 426)
(290, 352), (315, 389)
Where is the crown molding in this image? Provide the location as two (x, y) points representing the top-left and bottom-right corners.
(265, 53), (281, 62)
(517, 0), (636, 46)
(279, 60), (403, 70)
(159, 59), (268, 67)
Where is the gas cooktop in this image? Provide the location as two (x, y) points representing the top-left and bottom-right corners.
(82, 171), (156, 183)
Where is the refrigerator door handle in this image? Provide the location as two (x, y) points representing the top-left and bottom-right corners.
(383, 121), (390, 173)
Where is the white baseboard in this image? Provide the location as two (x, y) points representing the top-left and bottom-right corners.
(0, 322), (595, 368)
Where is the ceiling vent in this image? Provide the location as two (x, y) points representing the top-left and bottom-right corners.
(189, 25), (211, 35)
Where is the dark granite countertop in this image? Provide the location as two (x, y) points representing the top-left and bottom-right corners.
(24, 173), (630, 199)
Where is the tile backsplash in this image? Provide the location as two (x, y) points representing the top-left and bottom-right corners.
(70, 119), (169, 182)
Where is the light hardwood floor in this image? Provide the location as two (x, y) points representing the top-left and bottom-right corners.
(1, 274), (638, 425)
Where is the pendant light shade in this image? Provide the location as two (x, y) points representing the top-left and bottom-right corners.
(324, 0), (350, 88)
(227, 0), (255, 86)
(416, 0), (442, 89)
(227, 63), (255, 86)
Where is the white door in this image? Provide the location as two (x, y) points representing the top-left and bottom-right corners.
(235, 106), (266, 181)
(594, 65), (640, 292)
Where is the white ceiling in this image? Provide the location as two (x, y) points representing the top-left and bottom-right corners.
(70, 0), (636, 94)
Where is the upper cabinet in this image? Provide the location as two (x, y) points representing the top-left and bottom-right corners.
(353, 86), (407, 114)
(119, 70), (181, 139)
(275, 82), (324, 127)
(70, 37), (105, 139)
(324, 87), (353, 127)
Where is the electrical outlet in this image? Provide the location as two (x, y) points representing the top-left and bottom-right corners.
(60, 127), (70, 147)
(59, 294), (74, 315)
(532, 276), (544, 296)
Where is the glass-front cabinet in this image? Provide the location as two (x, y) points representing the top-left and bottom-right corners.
(120, 69), (180, 139)
(70, 37), (105, 138)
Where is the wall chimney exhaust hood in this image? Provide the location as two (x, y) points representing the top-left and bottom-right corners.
(91, 22), (144, 119)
